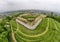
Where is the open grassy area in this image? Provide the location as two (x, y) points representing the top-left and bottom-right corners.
(10, 17), (60, 42)
(11, 18), (47, 35)
(0, 13), (60, 42)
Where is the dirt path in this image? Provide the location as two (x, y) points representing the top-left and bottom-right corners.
(16, 18), (49, 37)
(10, 23), (17, 42)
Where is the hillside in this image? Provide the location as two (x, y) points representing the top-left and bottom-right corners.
(0, 13), (60, 42)
(10, 16), (60, 42)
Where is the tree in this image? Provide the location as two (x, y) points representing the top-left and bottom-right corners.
(6, 16), (12, 22)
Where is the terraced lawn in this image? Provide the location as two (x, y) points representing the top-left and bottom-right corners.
(10, 18), (60, 42)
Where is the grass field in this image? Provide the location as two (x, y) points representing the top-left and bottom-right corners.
(10, 17), (60, 42)
(0, 13), (60, 42)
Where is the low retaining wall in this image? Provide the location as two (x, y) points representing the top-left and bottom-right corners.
(16, 18), (42, 30)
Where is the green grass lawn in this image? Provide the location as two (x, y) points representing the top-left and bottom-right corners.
(10, 18), (60, 42)
(11, 18), (47, 35)
(1, 14), (60, 42)
(0, 12), (60, 42)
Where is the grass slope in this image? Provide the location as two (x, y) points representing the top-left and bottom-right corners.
(10, 17), (60, 42)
